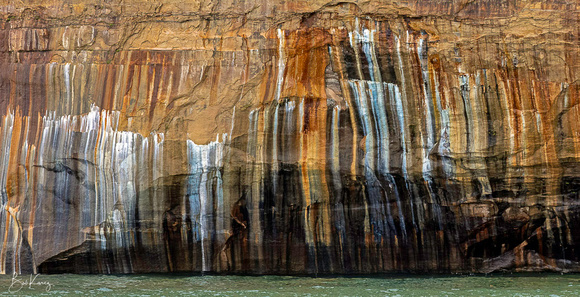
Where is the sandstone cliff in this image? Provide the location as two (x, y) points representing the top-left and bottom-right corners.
(0, 0), (579, 274)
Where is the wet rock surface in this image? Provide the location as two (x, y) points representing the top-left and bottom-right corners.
(1, 0), (580, 274)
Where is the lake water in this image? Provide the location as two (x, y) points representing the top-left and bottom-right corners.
(0, 273), (579, 296)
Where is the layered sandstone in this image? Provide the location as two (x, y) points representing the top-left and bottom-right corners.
(0, 0), (580, 274)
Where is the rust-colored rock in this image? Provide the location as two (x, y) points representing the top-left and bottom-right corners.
(0, 0), (580, 274)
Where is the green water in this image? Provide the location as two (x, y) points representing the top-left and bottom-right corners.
(0, 273), (579, 296)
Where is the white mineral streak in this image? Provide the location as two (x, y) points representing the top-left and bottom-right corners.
(0, 105), (167, 272)
(187, 138), (225, 272)
(417, 37), (436, 178)
(275, 29), (286, 103)
(245, 109), (264, 266)
(432, 59), (453, 179)
(0, 111), (15, 274)
(330, 105), (341, 188)
(283, 100), (296, 164)
(394, 35), (409, 179)
(0, 111), (14, 206)
(272, 103), (280, 197)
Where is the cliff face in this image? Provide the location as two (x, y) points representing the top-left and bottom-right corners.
(1, 0), (580, 274)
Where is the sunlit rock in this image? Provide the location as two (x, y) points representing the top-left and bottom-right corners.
(0, 0), (579, 274)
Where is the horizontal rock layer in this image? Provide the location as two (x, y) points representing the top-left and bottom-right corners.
(1, 0), (580, 274)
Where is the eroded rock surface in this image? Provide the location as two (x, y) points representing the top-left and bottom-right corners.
(1, 0), (580, 274)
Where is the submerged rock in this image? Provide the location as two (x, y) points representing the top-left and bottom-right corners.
(0, 0), (579, 274)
